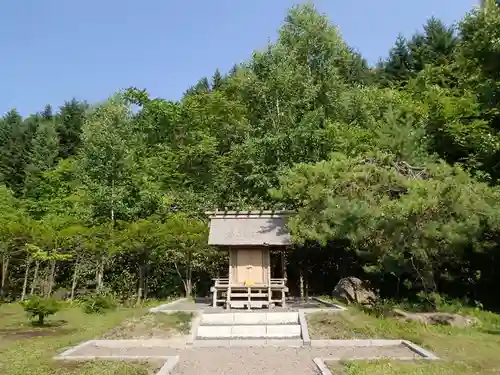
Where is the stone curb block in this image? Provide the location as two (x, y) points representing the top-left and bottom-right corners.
(54, 340), (180, 375)
(54, 340), (96, 358)
(313, 358), (334, 375)
(310, 339), (402, 347)
(401, 340), (440, 360)
(298, 311), (311, 346)
(187, 313), (202, 346)
(88, 339), (181, 348)
(149, 298), (188, 313)
(56, 355), (173, 360)
(157, 355), (180, 375)
(311, 296), (347, 311)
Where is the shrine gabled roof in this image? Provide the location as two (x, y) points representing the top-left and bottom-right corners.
(205, 211), (293, 246)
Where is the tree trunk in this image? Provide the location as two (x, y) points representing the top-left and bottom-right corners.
(305, 277), (309, 301)
(0, 255), (9, 299)
(183, 278), (193, 298)
(143, 263), (149, 300)
(30, 261), (40, 295)
(47, 260), (56, 297)
(137, 264), (144, 305)
(185, 249), (193, 298)
(70, 260), (79, 300)
(299, 268), (304, 302)
(21, 257), (31, 301)
(96, 257), (105, 291)
(174, 262), (192, 297)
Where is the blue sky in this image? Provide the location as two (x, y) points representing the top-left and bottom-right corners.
(0, 0), (477, 116)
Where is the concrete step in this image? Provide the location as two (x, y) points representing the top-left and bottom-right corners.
(197, 322), (298, 326)
(197, 324), (301, 339)
(201, 312), (298, 325)
(193, 339), (304, 347)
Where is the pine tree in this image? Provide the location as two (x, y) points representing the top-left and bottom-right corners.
(408, 17), (457, 71)
(228, 64), (239, 77)
(41, 104), (53, 121)
(380, 35), (413, 85)
(24, 120), (59, 197)
(212, 69), (224, 90)
(183, 77), (211, 97)
(56, 99), (87, 159)
(0, 110), (28, 195)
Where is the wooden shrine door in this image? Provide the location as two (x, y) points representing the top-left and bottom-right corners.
(236, 249), (264, 284)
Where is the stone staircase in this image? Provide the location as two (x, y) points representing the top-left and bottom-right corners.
(194, 312), (303, 347)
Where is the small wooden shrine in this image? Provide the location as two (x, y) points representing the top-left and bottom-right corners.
(206, 210), (292, 309)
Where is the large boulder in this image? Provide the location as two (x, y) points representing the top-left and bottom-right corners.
(392, 308), (479, 328)
(332, 277), (377, 306)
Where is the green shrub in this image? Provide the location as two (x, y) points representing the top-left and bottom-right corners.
(22, 296), (60, 325)
(80, 292), (118, 314)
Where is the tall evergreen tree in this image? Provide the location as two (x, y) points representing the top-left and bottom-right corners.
(24, 120), (59, 198)
(408, 17), (457, 71)
(0, 110), (28, 195)
(212, 69), (224, 90)
(41, 104), (53, 121)
(56, 99), (87, 159)
(380, 35), (413, 85)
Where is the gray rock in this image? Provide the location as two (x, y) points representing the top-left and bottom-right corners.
(332, 277), (377, 306)
(392, 308), (480, 328)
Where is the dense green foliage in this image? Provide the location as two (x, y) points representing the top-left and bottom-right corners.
(2, 2), (500, 308)
(80, 292), (118, 314)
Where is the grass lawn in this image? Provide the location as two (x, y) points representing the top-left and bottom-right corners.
(329, 360), (470, 375)
(0, 301), (188, 375)
(307, 307), (500, 374)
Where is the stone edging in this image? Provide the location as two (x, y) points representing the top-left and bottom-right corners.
(54, 340), (180, 375)
(157, 356), (180, 375)
(313, 341), (440, 375)
(311, 296), (347, 311)
(309, 338), (439, 360)
(311, 339), (402, 348)
(401, 340), (440, 360)
(298, 311), (311, 346)
(149, 297), (188, 313)
(313, 358), (334, 375)
(55, 339), (98, 358)
(186, 313), (202, 346)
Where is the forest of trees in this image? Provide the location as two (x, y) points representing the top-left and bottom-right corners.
(1, 2), (500, 309)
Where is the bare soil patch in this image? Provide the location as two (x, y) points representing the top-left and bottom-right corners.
(0, 327), (77, 338)
(102, 311), (193, 339)
(307, 310), (378, 339)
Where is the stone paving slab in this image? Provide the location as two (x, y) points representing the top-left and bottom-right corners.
(170, 346), (420, 375)
(152, 297), (343, 314)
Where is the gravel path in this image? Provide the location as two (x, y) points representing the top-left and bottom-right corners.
(171, 345), (419, 375)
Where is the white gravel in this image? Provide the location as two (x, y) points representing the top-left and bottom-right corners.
(171, 346), (418, 375)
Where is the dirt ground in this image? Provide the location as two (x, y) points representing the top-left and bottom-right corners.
(102, 312), (193, 339)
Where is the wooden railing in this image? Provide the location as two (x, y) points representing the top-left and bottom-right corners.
(210, 277), (288, 309)
(212, 278), (286, 288)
